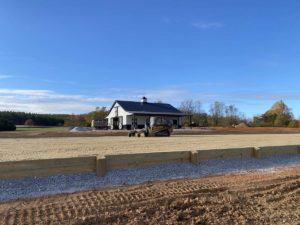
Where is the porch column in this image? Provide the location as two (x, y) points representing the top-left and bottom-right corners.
(133, 114), (135, 129)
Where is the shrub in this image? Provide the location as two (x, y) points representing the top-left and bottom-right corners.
(288, 120), (299, 128)
(24, 119), (34, 126)
(0, 118), (16, 131)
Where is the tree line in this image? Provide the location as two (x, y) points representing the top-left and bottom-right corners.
(0, 111), (66, 126)
(0, 107), (109, 131)
(0, 100), (299, 131)
(179, 100), (248, 127)
(179, 99), (299, 128)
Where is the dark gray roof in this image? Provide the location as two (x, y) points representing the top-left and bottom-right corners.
(110, 100), (184, 116)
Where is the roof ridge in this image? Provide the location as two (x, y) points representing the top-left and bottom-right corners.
(116, 100), (170, 105)
(108, 100), (183, 115)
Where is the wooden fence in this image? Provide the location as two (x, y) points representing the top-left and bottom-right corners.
(0, 145), (299, 180)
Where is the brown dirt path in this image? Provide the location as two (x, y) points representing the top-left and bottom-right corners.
(0, 166), (299, 225)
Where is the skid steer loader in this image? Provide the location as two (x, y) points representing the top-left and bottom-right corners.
(128, 116), (173, 137)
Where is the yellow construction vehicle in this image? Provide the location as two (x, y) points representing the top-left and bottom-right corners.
(128, 116), (173, 137)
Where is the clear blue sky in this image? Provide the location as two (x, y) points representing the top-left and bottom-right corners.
(0, 0), (299, 118)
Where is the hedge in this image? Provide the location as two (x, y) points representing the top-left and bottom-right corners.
(0, 118), (16, 131)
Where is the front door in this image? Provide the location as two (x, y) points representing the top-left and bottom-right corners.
(112, 117), (119, 129)
(173, 119), (178, 128)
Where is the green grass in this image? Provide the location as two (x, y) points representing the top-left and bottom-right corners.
(16, 126), (68, 132)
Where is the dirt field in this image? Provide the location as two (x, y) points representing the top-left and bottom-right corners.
(0, 166), (299, 225)
(1, 127), (300, 138)
(1, 134), (300, 162)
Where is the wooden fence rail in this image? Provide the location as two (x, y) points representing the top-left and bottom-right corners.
(0, 145), (299, 180)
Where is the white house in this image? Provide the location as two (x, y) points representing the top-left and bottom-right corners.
(106, 97), (185, 130)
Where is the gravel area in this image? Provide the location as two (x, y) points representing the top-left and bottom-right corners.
(1, 134), (300, 161)
(1, 154), (300, 202)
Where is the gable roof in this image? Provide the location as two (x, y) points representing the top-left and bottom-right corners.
(109, 100), (184, 116)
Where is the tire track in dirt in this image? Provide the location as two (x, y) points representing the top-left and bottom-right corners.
(0, 166), (299, 225)
(240, 175), (300, 194)
(0, 182), (223, 225)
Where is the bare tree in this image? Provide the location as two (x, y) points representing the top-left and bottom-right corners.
(209, 101), (225, 126)
(194, 100), (202, 113)
(179, 99), (195, 115)
(179, 99), (204, 114)
(225, 104), (239, 125)
(179, 99), (205, 126)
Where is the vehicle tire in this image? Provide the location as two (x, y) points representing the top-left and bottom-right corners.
(137, 133), (141, 137)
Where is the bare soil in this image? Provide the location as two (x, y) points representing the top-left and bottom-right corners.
(0, 166), (299, 225)
(1, 134), (300, 162)
(1, 127), (300, 138)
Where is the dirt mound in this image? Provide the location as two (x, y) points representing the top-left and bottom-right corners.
(69, 127), (92, 132)
(0, 166), (299, 225)
(235, 122), (249, 128)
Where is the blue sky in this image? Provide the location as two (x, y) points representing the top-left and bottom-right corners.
(0, 0), (300, 118)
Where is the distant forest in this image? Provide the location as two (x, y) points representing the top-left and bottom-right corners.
(0, 106), (108, 129)
(178, 100), (299, 128)
(0, 101), (299, 131)
(0, 111), (66, 126)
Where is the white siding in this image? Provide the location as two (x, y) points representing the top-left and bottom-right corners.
(106, 103), (132, 127)
(106, 102), (183, 129)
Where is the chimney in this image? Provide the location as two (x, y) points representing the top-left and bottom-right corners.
(141, 96), (147, 103)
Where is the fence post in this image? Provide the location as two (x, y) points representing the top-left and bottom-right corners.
(96, 156), (107, 177)
(190, 151), (199, 165)
(253, 147), (261, 159)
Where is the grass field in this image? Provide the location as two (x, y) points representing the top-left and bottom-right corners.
(16, 126), (68, 132)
